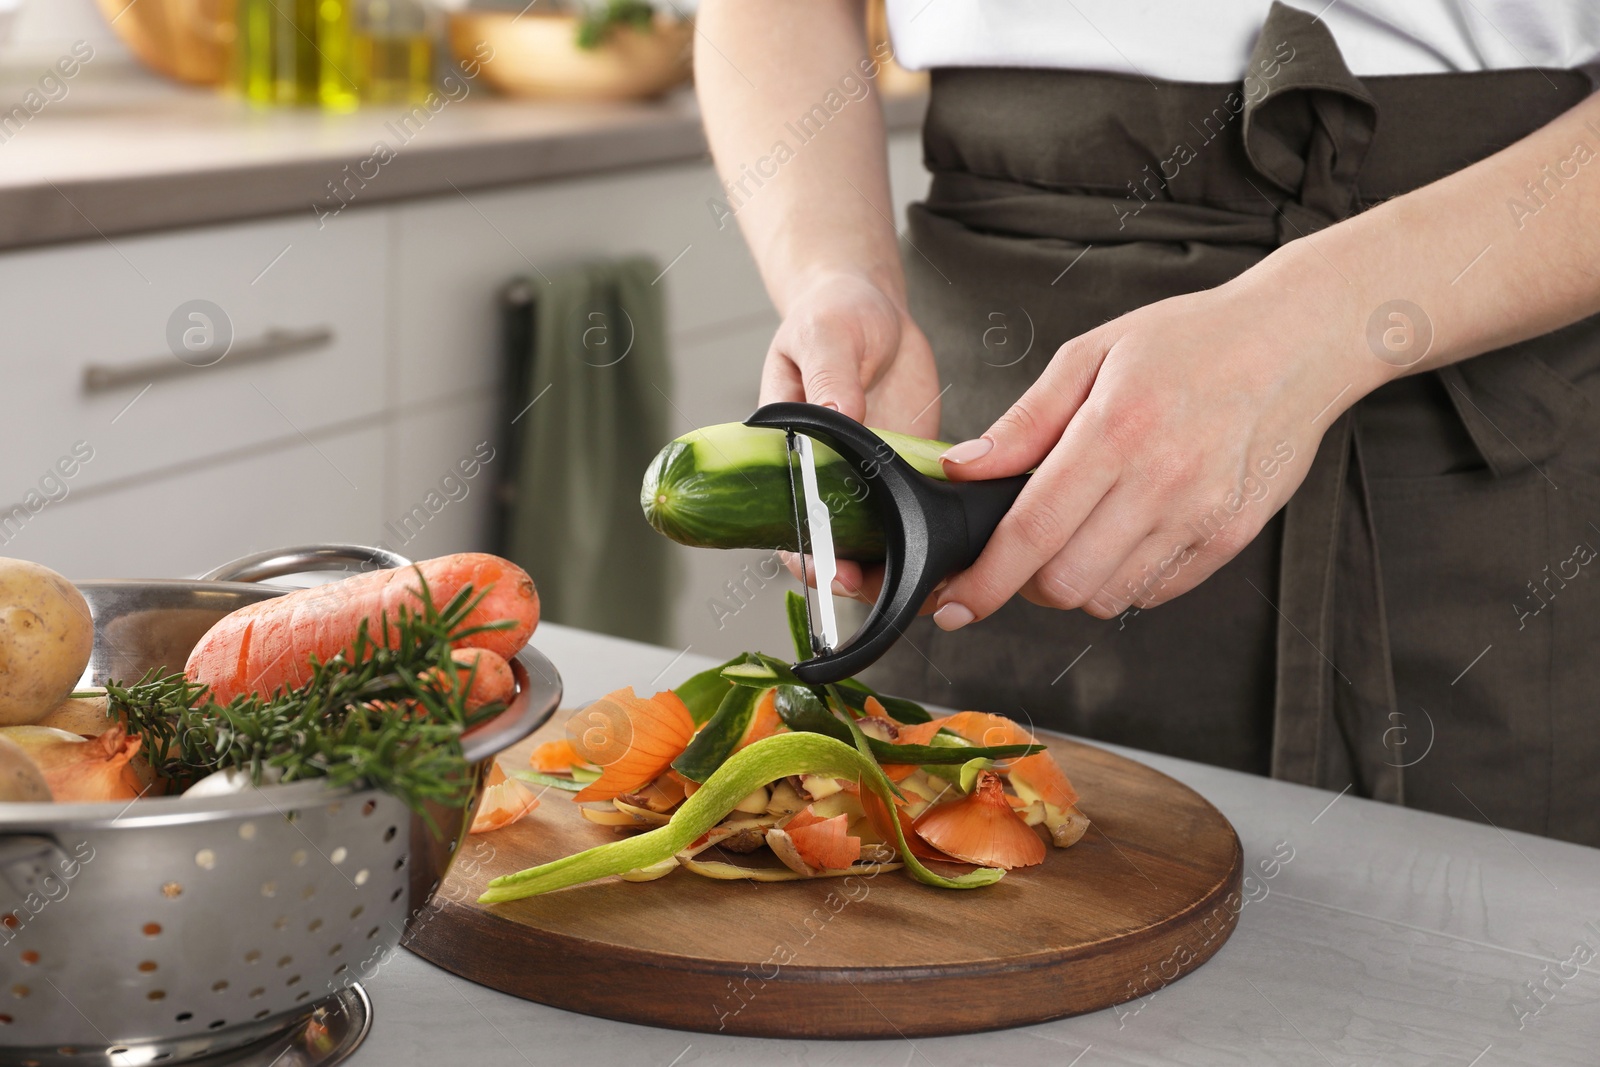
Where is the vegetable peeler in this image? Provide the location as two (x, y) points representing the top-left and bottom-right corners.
(746, 402), (1030, 684)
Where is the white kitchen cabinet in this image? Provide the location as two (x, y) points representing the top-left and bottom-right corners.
(13, 425), (387, 580)
(0, 210), (390, 498)
(382, 391), (500, 563)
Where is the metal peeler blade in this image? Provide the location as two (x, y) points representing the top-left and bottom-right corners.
(751, 402), (1030, 684)
(787, 431), (841, 653)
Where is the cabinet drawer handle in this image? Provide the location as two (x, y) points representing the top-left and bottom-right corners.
(81, 326), (335, 394)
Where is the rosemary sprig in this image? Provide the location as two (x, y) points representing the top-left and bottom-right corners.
(103, 579), (512, 823)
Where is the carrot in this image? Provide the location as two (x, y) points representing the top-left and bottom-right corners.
(186, 553), (538, 705)
(431, 648), (515, 712)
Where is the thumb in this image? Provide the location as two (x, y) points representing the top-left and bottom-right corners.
(940, 336), (1101, 481)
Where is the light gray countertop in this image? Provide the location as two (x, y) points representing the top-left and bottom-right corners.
(354, 623), (1600, 1067)
(0, 66), (927, 252)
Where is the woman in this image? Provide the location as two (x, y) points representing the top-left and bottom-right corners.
(695, 1), (1600, 847)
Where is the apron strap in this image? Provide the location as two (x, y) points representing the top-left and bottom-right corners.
(1439, 356), (1593, 477)
(1244, 3), (1402, 797)
(1241, 2), (1378, 240)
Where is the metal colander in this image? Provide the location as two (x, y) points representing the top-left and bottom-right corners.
(0, 545), (562, 1066)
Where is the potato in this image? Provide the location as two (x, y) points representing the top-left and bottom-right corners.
(0, 559), (95, 726)
(0, 735), (51, 801)
(35, 689), (113, 735)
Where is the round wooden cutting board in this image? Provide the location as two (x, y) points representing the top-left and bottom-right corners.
(403, 720), (1244, 1038)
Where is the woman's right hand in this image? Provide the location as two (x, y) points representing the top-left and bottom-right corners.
(761, 269), (942, 603)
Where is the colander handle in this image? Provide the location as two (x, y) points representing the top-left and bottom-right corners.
(200, 544), (413, 584)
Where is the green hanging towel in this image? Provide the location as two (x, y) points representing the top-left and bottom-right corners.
(498, 257), (678, 645)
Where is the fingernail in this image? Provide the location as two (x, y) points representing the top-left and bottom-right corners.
(830, 579), (850, 596)
(933, 602), (975, 631)
(933, 577), (950, 595)
(821, 401), (840, 411)
(940, 437), (993, 465)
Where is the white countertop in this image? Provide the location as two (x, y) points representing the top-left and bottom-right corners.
(352, 623), (1600, 1067)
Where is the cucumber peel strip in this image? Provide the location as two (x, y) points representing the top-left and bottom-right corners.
(785, 589), (811, 663)
(957, 757), (996, 793)
(478, 732), (1005, 903)
(781, 592), (932, 724)
(772, 684), (1041, 768)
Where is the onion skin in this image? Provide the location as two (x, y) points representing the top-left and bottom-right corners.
(0, 724), (143, 803)
(913, 771), (1046, 870)
(781, 807), (862, 872)
(570, 688), (696, 803)
(470, 764), (540, 834)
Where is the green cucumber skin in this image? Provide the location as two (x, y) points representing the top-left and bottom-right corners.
(640, 424), (951, 562)
(672, 684), (768, 782)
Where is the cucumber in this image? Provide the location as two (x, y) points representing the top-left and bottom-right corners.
(639, 422), (951, 562)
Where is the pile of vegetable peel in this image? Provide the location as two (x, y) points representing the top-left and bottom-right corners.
(478, 592), (1089, 902)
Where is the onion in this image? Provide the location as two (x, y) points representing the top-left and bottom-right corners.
(0, 724), (143, 803)
(912, 771), (1046, 870)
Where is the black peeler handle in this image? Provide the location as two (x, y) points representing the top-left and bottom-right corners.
(745, 402), (1029, 684)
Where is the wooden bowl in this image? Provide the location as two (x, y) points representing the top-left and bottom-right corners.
(95, 0), (233, 86)
(447, 11), (693, 102)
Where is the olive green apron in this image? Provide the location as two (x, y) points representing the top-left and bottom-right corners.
(868, 1), (1600, 846)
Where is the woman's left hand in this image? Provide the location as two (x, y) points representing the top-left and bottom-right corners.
(929, 255), (1388, 629)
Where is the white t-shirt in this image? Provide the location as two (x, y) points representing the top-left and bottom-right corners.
(885, 0), (1600, 80)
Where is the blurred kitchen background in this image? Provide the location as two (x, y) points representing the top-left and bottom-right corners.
(0, 0), (929, 661)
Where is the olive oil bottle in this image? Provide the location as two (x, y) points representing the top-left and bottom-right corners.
(233, 0), (358, 108)
(353, 0), (436, 104)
